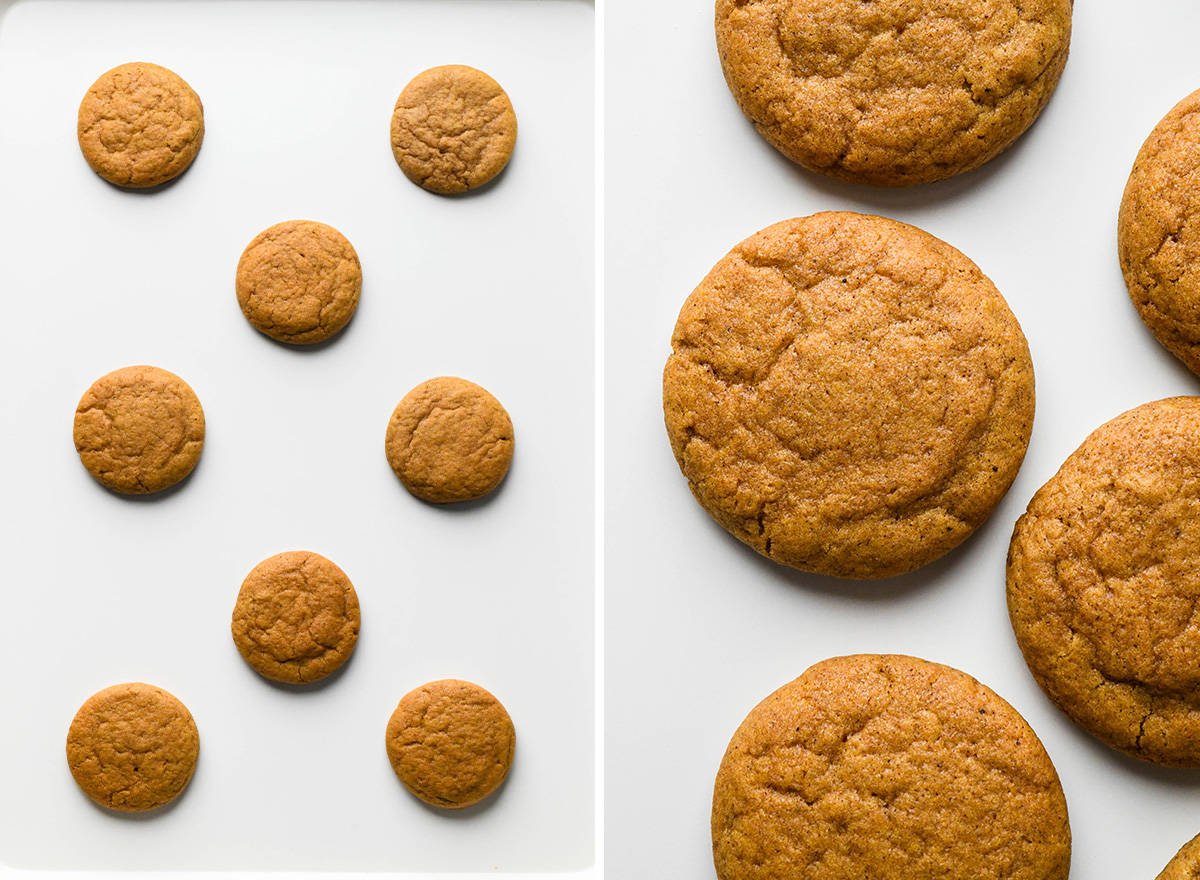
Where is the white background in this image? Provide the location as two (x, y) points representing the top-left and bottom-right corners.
(0, 0), (594, 873)
(606, 2), (1200, 878)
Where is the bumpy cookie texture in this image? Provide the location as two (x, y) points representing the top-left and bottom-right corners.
(715, 0), (1072, 186)
(1008, 398), (1200, 767)
(1159, 834), (1200, 880)
(231, 551), (360, 685)
(73, 365), (205, 495)
(391, 65), (517, 194)
(236, 220), (362, 345)
(385, 679), (515, 809)
(663, 212), (1034, 579)
(77, 62), (204, 188)
(385, 377), (514, 504)
(712, 655), (1071, 880)
(66, 683), (200, 813)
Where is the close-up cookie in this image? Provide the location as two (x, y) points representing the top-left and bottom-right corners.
(77, 62), (204, 188)
(712, 654), (1071, 880)
(1159, 834), (1200, 880)
(663, 212), (1034, 579)
(66, 682), (200, 813)
(1008, 397), (1200, 767)
(231, 551), (360, 685)
(385, 679), (515, 809)
(390, 65), (517, 195)
(235, 220), (362, 345)
(714, 0), (1073, 186)
(385, 376), (514, 504)
(73, 365), (205, 495)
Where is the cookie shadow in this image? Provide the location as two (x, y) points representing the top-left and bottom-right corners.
(1057, 713), (1200, 789)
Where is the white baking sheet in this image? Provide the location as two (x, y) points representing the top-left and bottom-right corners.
(0, 0), (594, 874)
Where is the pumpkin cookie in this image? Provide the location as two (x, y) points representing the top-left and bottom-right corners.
(1159, 834), (1200, 880)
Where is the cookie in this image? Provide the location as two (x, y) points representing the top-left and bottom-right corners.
(235, 220), (361, 345)
(385, 377), (514, 504)
(385, 679), (515, 809)
(231, 551), (360, 685)
(1159, 834), (1200, 880)
(663, 212), (1034, 579)
(77, 62), (204, 188)
(715, 0), (1072, 186)
(1008, 397), (1200, 767)
(66, 682), (200, 813)
(73, 365), (205, 495)
(390, 65), (517, 194)
(712, 654), (1071, 880)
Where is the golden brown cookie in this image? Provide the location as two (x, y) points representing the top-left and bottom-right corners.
(712, 654), (1071, 880)
(1159, 834), (1200, 880)
(663, 212), (1034, 579)
(73, 365), (205, 495)
(385, 377), (514, 504)
(715, 0), (1072, 186)
(66, 682), (200, 813)
(235, 220), (361, 345)
(77, 62), (204, 188)
(1008, 397), (1200, 767)
(231, 551), (360, 685)
(390, 65), (517, 194)
(385, 679), (515, 809)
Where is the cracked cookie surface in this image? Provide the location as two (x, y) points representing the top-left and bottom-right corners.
(712, 654), (1070, 880)
(663, 212), (1034, 579)
(390, 65), (517, 194)
(236, 220), (361, 345)
(385, 679), (515, 809)
(77, 62), (204, 188)
(1159, 834), (1200, 880)
(66, 682), (200, 813)
(1008, 397), (1200, 767)
(231, 551), (360, 685)
(715, 0), (1072, 186)
(73, 365), (205, 495)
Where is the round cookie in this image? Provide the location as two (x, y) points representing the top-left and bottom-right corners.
(73, 365), (205, 495)
(235, 220), (362, 345)
(66, 682), (200, 813)
(231, 551), (360, 685)
(714, 0), (1072, 187)
(385, 679), (515, 809)
(1159, 834), (1200, 880)
(663, 212), (1034, 579)
(712, 655), (1071, 880)
(1008, 397), (1200, 767)
(390, 65), (517, 194)
(77, 62), (204, 188)
(385, 377), (514, 504)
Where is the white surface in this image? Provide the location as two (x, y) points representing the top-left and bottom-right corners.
(606, 3), (1200, 878)
(0, 0), (594, 873)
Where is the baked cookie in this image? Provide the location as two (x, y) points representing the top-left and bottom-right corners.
(231, 551), (360, 685)
(1008, 397), (1200, 766)
(390, 65), (517, 194)
(73, 365), (205, 495)
(236, 220), (361, 345)
(77, 62), (204, 188)
(715, 0), (1072, 186)
(663, 212), (1034, 579)
(385, 679), (515, 809)
(712, 655), (1071, 880)
(66, 682), (200, 813)
(1159, 834), (1200, 880)
(385, 377), (514, 504)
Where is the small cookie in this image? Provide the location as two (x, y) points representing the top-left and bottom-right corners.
(715, 0), (1072, 186)
(712, 655), (1071, 880)
(73, 365), (205, 495)
(1008, 397), (1200, 767)
(235, 220), (361, 345)
(385, 377), (514, 504)
(390, 65), (517, 194)
(663, 212), (1034, 579)
(77, 62), (204, 188)
(385, 679), (515, 809)
(231, 551), (360, 685)
(1159, 834), (1200, 880)
(66, 682), (200, 813)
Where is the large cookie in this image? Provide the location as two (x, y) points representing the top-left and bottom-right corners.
(1159, 834), (1200, 880)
